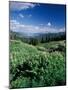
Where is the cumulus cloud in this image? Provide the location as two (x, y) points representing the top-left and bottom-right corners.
(10, 19), (65, 35)
(47, 22), (51, 26)
(10, 1), (36, 11)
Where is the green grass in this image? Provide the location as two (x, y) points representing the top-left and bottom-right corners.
(10, 40), (66, 88)
(36, 40), (65, 49)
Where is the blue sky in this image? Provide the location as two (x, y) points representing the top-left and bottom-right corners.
(10, 1), (66, 34)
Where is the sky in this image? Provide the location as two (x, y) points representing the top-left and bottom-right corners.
(9, 1), (66, 35)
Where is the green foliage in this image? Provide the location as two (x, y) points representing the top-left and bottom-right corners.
(36, 46), (46, 51)
(29, 38), (39, 45)
(10, 40), (66, 88)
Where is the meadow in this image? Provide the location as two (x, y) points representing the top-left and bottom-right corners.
(10, 39), (66, 88)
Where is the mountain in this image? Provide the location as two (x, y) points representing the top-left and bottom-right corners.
(10, 30), (66, 44)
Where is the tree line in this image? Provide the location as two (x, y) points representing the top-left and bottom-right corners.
(10, 31), (66, 45)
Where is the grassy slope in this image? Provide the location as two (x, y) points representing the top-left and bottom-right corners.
(10, 40), (42, 66)
(36, 40), (65, 49)
(10, 40), (66, 88)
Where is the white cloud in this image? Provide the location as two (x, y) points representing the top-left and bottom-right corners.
(10, 1), (36, 11)
(39, 24), (44, 26)
(47, 22), (51, 26)
(59, 28), (65, 32)
(28, 14), (32, 18)
(19, 14), (24, 18)
(10, 19), (65, 35)
(19, 14), (32, 19)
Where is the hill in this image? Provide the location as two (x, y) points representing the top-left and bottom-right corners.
(10, 40), (66, 88)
